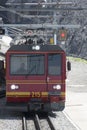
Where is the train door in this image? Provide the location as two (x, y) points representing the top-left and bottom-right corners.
(47, 53), (62, 93)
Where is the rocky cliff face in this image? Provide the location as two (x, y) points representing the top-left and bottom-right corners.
(53, 0), (86, 60)
(57, 0), (87, 59)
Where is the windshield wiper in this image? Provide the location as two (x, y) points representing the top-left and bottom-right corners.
(26, 65), (36, 77)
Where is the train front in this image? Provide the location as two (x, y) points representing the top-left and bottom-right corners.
(6, 44), (66, 112)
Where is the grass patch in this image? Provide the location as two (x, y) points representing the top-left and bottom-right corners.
(67, 56), (87, 64)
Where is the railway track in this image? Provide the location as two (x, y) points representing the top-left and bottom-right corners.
(22, 113), (56, 130)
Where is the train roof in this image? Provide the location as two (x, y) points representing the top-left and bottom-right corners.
(8, 44), (64, 52)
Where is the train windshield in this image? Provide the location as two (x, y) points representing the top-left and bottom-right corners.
(10, 54), (45, 75)
(48, 54), (61, 75)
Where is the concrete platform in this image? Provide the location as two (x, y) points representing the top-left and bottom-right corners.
(64, 59), (87, 130)
(64, 90), (87, 130)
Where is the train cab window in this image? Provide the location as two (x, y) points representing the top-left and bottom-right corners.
(10, 54), (45, 75)
(48, 54), (61, 75)
(27, 54), (45, 75)
(10, 55), (27, 75)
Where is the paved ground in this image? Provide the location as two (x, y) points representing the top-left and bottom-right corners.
(64, 59), (87, 130)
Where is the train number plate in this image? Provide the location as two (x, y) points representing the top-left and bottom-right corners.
(31, 92), (41, 98)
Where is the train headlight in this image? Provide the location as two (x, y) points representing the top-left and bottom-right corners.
(53, 85), (61, 90)
(10, 84), (19, 90)
(32, 45), (40, 50)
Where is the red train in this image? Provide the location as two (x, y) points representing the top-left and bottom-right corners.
(5, 44), (70, 112)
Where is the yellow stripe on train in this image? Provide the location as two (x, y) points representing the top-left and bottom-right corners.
(6, 92), (65, 97)
(6, 92), (48, 97)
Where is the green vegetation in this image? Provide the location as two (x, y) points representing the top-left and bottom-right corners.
(67, 57), (87, 64)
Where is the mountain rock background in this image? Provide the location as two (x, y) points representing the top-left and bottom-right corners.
(0, 0), (87, 59)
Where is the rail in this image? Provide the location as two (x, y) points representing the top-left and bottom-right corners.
(22, 112), (56, 130)
(22, 115), (27, 130)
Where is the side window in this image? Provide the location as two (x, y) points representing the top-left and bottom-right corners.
(48, 54), (61, 75)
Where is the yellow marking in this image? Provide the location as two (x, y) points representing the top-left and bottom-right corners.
(6, 80), (46, 84)
(7, 80), (64, 82)
(42, 92), (48, 96)
(7, 82), (46, 85)
(7, 95), (29, 97)
(61, 92), (65, 97)
(6, 92), (48, 97)
(6, 91), (65, 97)
(48, 82), (65, 84)
(6, 80), (65, 85)
(6, 92), (30, 96)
